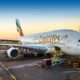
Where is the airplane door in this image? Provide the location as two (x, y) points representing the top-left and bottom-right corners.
(77, 39), (80, 46)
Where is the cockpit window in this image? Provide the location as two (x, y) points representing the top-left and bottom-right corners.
(78, 40), (80, 42)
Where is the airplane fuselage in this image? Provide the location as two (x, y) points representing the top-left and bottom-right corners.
(19, 29), (80, 56)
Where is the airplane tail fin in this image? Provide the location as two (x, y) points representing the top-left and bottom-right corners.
(16, 19), (24, 37)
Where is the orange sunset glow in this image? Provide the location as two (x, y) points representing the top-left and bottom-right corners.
(0, 18), (80, 40)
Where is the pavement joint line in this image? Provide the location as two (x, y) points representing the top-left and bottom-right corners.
(0, 61), (16, 80)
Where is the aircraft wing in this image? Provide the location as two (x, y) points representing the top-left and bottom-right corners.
(0, 39), (18, 43)
(0, 44), (47, 53)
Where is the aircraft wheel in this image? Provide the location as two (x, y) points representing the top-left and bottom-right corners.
(37, 53), (44, 57)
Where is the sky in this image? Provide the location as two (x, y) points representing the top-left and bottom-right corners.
(0, 0), (80, 39)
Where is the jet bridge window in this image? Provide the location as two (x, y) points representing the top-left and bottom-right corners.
(78, 40), (80, 42)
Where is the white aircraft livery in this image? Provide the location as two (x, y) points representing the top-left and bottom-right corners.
(0, 19), (80, 66)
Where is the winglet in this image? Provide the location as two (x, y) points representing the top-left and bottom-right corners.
(16, 19), (24, 37)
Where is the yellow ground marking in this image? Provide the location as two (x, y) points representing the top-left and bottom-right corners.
(0, 76), (3, 80)
(0, 62), (16, 80)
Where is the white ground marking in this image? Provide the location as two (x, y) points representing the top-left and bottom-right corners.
(0, 60), (42, 70)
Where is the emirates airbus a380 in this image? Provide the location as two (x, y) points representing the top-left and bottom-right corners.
(0, 19), (80, 66)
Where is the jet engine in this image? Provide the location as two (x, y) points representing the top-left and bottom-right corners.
(7, 47), (19, 59)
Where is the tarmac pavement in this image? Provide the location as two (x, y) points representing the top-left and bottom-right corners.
(0, 50), (80, 80)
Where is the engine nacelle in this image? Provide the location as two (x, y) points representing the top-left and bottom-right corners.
(7, 47), (19, 59)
